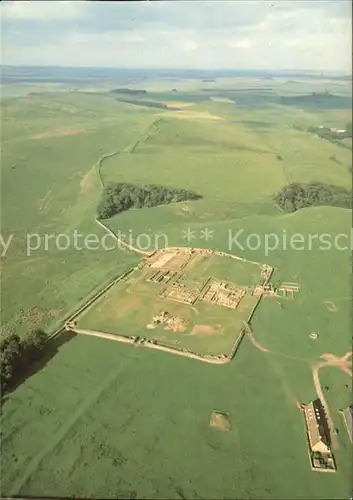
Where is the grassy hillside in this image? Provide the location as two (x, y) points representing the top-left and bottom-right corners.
(1, 93), (150, 337)
(1, 76), (351, 499)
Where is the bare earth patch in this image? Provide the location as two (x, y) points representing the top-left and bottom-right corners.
(150, 252), (176, 269)
(152, 311), (188, 333)
(180, 204), (193, 213)
(161, 110), (223, 122)
(210, 96), (234, 103)
(244, 323), (270, 353)
(164, 101), (194, 109)
(209, 411), (231, 431)
(320, 351), (352, 375)
(31, 128), (85, 140)
(191, 324), (221, 335)
(167, 316), (187, 333)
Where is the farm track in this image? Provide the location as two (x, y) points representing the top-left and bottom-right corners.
(244, 323), (310, 362)
(311, 363), (339, 449)
(95, 218), (150, 256)
(93, 119), (164, 256)
(311, 351), (352, 450)
(245, 321), (352, 450)
(245, 323), (269, 353)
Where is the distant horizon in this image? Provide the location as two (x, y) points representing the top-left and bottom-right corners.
(1, 64), (351, 77)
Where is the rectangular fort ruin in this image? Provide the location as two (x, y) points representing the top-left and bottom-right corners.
(200, 279), (246, 309)
(278, 282), (300, 299)
(147, 269), (179, 285)
(252, 283), (276, 297)
(159, 281), (200, 305)
(148, 248), (195, 271)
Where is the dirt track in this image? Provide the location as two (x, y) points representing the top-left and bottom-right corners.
(244, 323), (269, 353)
(95, 218), (150, 256)
(311, 351), (352, 449)
(244, 321), (352, 450)
(311, 364), (338, 448)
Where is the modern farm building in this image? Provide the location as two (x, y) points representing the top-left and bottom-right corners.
(303, 399), (331, 453)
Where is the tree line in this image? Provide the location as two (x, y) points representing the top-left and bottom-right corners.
(110, 88), (147, 95)
(274, 182), (352, 213)
(97, 182), (202, 219)
(1, 329), (47, 393)
(116, 98), (170, 110)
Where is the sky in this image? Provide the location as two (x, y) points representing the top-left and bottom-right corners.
(1, 0), (352, 72)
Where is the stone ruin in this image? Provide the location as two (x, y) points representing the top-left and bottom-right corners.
(201, 280), (245, 309)
(152, 311), (188, 332)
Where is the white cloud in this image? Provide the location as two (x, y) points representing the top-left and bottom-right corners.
(121, 32), (145, 44)
(181, 40), (199, 52)
(1, 0), (85, 21)
(228, 38), (253, 49)
(1, 0), (351, 71)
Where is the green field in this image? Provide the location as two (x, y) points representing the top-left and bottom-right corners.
(1, 333), (351, 500)
(1, 70), (352, 499)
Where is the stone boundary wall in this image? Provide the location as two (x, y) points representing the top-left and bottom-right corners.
(95, 218), (150, 256)
(71, 324), (247, 366)
(48, 248), (271, 367)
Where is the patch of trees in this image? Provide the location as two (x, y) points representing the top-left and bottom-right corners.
(97, 182), (202, 219)
(280, 93), (352, 110)
(274, 182), (352, 212)
(329, 154), (342, 165)
(110, 88), (147, 95)
(291, 125), (304, 131)
(115, 98), (170, 110)
(0, 329), (47, 393)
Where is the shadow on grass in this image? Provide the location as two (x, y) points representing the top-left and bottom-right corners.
(1, 330), (77, 408)
(8, 496), (137, 500)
